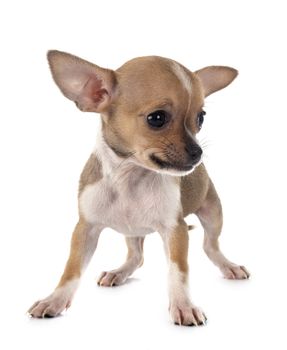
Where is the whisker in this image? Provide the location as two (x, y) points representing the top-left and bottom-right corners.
(159, 138), (170, 148)
(202, 152), (210, 161)
(198, 137), (212, 150)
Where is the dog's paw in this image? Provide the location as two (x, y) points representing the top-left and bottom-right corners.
(28, 287), (73, 318)
(221, 263), (250, 280)
(169, 302), (207, 326)
(28, 280), (78, 318)
(97, 270), (128, 287)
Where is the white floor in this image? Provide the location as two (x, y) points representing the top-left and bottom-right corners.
(1, 1), (287, 348)
(2, 222), (285, 350)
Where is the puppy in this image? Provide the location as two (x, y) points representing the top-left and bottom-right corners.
(28, 51), (249, 326)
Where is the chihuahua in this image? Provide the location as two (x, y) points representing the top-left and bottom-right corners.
(28, 51), (249, 326)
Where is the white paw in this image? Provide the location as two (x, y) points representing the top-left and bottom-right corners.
(97, 270), (128, 287)
(28, 293), (71, 318)
(28, 280), (78, 318)
(221, 263), (250, 280)
(169, 301), (207, 326)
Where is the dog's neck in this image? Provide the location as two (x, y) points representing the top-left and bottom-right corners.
(95, 126), (157, 181)
(87, 126), (180, 235)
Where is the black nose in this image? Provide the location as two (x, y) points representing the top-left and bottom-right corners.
(185, 144), (203, 165)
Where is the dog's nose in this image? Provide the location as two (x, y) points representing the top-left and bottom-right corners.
(185, 144), (203, 165)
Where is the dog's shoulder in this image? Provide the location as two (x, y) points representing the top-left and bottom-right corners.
(180, 163), (210, 216)
(79, 153), (103, 195)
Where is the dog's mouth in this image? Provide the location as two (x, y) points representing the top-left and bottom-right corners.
(149, 154), (194, 172)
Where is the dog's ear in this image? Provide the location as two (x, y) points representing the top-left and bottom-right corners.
(195, 66), (238, 97)
(47, 50), (116, 113)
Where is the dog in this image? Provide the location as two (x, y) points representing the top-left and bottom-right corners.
(28, 51), (249, 326)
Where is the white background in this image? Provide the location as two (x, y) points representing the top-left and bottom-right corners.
(1, 0), (286, 349)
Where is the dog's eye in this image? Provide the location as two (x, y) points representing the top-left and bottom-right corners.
(147, 110), (168, 128)
(197, 110), (206, 130)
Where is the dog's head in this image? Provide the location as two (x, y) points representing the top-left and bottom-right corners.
(48, 51), (237, 175)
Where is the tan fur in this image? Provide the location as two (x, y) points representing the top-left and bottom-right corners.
(78, 153), (102, 195)
(195, 66), (238, 97)
(47, 50), (116, 113)
(57, 217), (90, 287)
(168, 218), (189, 275)
(180, 164), (210, 216)
(102, 57), (205, 172)
(28, 51), (248, 324)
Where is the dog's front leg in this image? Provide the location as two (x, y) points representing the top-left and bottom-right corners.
(160, 219), (207, 326)
(28, 217), (102, 318)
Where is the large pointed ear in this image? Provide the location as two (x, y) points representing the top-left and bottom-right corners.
(195, 66), (238, 97)
(47, 50), (116, 112)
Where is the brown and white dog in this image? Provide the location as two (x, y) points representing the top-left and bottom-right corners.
(28, 51), (250, 326)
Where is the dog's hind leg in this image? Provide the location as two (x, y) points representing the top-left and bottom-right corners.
(196, 180), (250, 279)
(97, 237), (144, 286)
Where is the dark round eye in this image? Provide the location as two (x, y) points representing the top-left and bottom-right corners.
(147, 110), (168, 128)
(197, 110), (206, 129)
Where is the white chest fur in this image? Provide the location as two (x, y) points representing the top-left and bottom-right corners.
(79, 144), (180, 236)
